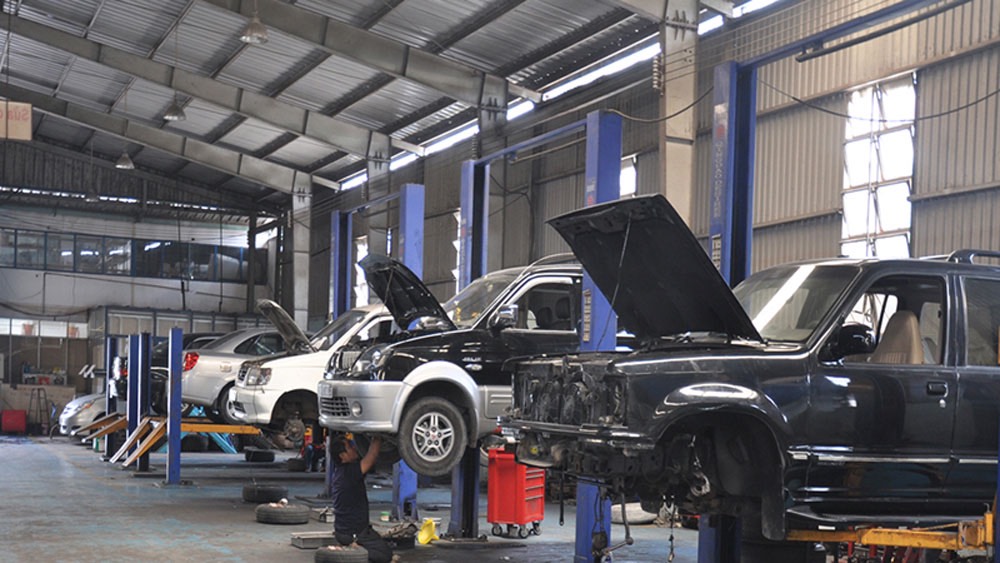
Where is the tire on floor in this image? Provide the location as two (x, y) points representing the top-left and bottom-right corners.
(255, 502), (310, 525)
(242, 483), (288, 503)
(314, 544), (369, 563)
(244, 447), (275, 462)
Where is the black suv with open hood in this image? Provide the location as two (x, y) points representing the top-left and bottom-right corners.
(318, 253), (586, 476)
(503, 194), (1000, 541)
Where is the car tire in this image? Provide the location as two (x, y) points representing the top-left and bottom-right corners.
(215, 383), (240, 425)
(244, 448), (276, 463)
(255, 502), (309, 525)
(314, 544), (368, 563)
(398, 397), (468, 477)
(286, 457), (308, 472)
(242, 483), (287, 503)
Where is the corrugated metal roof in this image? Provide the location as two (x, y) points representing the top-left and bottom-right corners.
(2, 0), (662, 219)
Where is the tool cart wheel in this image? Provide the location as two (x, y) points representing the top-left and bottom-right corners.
(491, 524), (503, 537)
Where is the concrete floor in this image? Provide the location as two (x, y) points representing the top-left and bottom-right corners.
(0, 434), (700, 562)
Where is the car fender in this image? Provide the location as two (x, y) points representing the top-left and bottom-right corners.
(394, 361), (481, 436)
(652, 382), (792, 457)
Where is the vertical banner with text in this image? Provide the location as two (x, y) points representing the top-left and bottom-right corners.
(0, 101), (32, 141)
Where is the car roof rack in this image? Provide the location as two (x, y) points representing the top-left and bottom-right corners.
(530, 253), (578, 267)
(947, 249), (1000, 264)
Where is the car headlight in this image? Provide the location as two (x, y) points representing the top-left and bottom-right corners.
(348, 346), (390, 380)
(244, 366), (272, 386)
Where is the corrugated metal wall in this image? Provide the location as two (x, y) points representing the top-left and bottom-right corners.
(752, 215), (842, 272)
(914, 192), (1000, 257)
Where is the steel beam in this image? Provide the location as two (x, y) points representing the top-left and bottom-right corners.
(203, 0), (538, 105)
(0, 82), (321, 195)
(0, 14), (401, 160)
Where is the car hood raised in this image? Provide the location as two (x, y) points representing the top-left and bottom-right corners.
(255, 299), (316, 355)
(360, 254), (455, 332)
(548, 194), (762, 343)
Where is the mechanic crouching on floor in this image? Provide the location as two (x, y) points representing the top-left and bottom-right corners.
(329, 434), (393, 563)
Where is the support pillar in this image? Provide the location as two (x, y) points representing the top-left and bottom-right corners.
(459, 160), (489, 289)
(126, 333), (152, 472)
(658, 0), (699, 224)
(329, 210), (352, 319)
(103, 336), (120, 458)
(291, 183), (312, 328)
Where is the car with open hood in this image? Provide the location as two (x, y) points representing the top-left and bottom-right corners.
(228, 301), (394, 445)
(318, 252), (589, 476)
(502, 194), (1000, 541)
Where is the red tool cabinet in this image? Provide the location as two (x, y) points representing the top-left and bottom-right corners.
(486, 448), (545, 538)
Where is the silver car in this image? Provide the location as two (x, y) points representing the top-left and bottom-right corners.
(180, 327), (287, 422)
(58, 392), (106, 435)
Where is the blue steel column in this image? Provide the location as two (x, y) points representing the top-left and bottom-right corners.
(575, 110), (621, 563)
(136, 332), (151, 472)
(730, 65), (757, 286)
(459, 160), (489, 289)
(330, 211), (353, 320)
(126, 335), (140, 461)
(393, 184), (423, 522)
(165, 327), (183, 485)
(103, 336), (119, 458)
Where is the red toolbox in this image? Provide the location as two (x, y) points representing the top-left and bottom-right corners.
(1, 410), (27, 434)
(487, 448), (545, 538)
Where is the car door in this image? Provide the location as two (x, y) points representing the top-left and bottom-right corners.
(947, 275), (1000, 503)
(479, 274), (581, 418)
(805, 272), (956, 504)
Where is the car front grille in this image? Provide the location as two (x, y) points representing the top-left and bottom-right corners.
(320, 396), (350, 417)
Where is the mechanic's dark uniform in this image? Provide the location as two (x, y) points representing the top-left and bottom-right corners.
(331, 452), (392, 563)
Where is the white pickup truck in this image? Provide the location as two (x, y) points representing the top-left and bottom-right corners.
(228, 300), (394, 445)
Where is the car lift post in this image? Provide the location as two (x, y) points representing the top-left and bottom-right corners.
(328, 184), (425, 520)
(574, 110), (622, 563)
(103, 336), (121, 459)
(165, 327), (183, 485)
(126, 332), (152, 472)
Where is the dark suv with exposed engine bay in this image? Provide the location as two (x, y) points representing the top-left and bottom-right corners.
(503, 194), (1000, 541)
(318, 253), (591, 476)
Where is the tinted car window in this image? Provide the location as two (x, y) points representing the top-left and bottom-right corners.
(965, 278), (1000, 366)
(254, 333), (285, 355)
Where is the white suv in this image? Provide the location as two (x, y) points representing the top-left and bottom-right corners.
(229, 301), (394, 444)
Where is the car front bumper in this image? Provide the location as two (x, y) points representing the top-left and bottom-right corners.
(229, 385), (280, 426)
(317, 379), (403, 433)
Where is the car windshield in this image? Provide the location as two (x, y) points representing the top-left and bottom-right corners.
(310, 309), (368, 350)
(443, 269), (523, 328)
(199, 330), (251, 351)
(733, 264), (857, 343)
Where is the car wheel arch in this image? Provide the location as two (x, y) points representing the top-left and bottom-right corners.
(396, 361), (480, 442)
(271, 389), (320, 426)
(655, 409), (787, 540)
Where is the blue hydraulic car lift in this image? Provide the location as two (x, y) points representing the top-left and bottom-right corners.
(329, 183), (425, 521)
(452, 110), (622, 561)
(702, 2), (950, 561)
(125, 333), (153, 472)
(103, 336), (121, 459)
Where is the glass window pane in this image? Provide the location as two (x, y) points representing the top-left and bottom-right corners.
(135, 240), (163, 278)
(877, 129), (914, 181)
(876, 182), (912, 232)
(105, 238), (132, 275)
(217, 247), (245, 282)
(46, 233), (75, 271)
(620, 160), (637, 196)
(161, 241), (189, 278)
(844, 139), (876, 187)
(846, 87), (877, 139)
(842, 189), (876, 238)
(189, 245), (215, 281)
(874, 234), (910, 257)
(840, 240), (871, 258)
(881, 81), (915, 125)
(76, 235), (103, 273)
(17, 231), (45, 269)
(0, 228), (14, 267)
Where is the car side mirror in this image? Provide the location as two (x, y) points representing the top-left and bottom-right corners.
(490, 304), (518, 332)
(830, 323), (876, 359)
